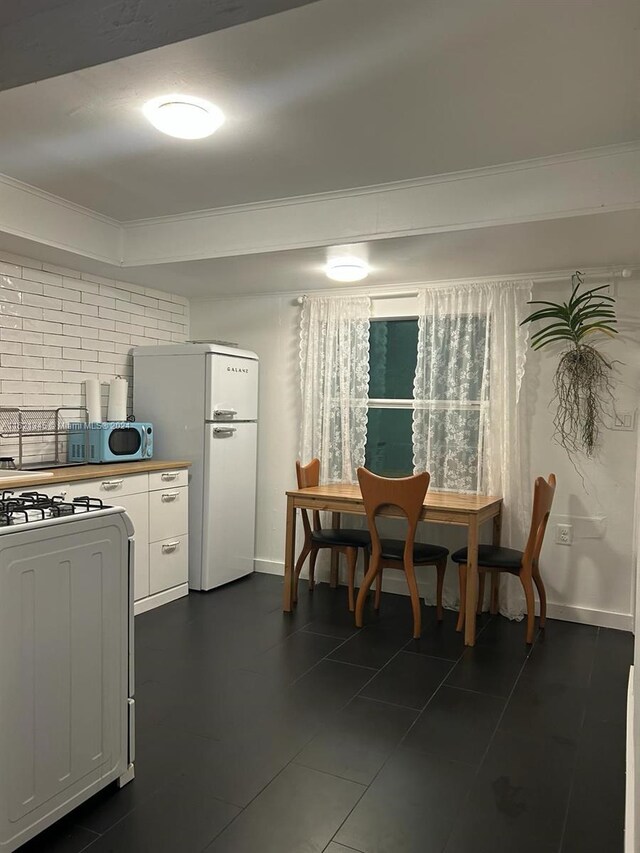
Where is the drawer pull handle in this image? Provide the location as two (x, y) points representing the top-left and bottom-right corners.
(162, 541), (180, 553)
(161, 472), (178, 481)
(102, 479), (124, 489)
(161, 492), (179, 502)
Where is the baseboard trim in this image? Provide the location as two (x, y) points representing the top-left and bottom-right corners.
(545, 602), (633, 632)
(625, 666), (635, 853)
(134, 583), (189, 615)
(254, 559), (633, 630)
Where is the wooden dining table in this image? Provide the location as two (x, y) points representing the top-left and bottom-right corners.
(282, 484), (503, 646)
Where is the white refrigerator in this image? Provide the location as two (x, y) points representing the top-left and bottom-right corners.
(133, 343), (259, 591)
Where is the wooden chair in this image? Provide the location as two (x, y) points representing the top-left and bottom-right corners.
(452, 473), (556, 644)
(354, 467), (449, 639)
(293, 459), (371, 611)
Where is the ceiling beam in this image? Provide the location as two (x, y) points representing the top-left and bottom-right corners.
(0, 0), (322, 91)
(1, 143), (638, 270)
(122, 143), (640, 266)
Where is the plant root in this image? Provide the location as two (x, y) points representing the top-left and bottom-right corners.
(553, 344), (615, 457)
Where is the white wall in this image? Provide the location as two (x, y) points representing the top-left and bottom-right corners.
(191, 277), (640, 629)
(0, 249), (189, 464)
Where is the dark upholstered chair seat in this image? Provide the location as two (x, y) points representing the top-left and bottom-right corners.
(311, 528), (371, 548)
(451, 544), (523, 573)
(378, 538), (449, 563)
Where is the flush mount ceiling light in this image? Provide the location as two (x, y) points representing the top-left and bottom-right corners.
(143, 94), (225, 139)
(325, 256), (370, 282)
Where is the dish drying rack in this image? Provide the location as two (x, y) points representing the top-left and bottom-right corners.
(0, 407), (89, 469)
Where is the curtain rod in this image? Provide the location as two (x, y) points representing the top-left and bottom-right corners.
(294, 266), (634, 304)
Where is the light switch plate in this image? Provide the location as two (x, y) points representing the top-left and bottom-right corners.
(611, 411), (637, 431)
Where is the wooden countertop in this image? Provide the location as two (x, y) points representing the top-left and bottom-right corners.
(0, 460), (191, 489)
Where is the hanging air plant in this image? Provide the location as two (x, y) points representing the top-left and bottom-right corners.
(521, 271), (618, 457)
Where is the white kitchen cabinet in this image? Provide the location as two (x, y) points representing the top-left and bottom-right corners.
(149, 536), (188, 594)
(121, 491), (150, 601)
(24, 468), (189, 614)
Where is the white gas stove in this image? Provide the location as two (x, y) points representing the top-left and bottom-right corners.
(0, 490), (135, 851)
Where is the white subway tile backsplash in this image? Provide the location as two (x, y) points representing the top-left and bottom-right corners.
(24, 318), (63, 335)
(62, 300), (96, 315)
(48, 285), (81, 302)
(0, 262), (21, 278)
(82, 292), (115, 309)
(2, 328), (42, 343)
(24, 344), (63, 358)
(42, 263), (82, 279)
(2, 355), (43, 369)
(80, 272), (116, 287)
(130, 293), (158, 309)
(3, 277), (43, 295)
(0, 253), (189, 463)
(24, 293), (63, 311)
(0, 288), (23, 304)
(100, 283), (130, 301)
(48, 334), (82, 348)
(24, 369), (63, 382)
(22, 268), (63, 286)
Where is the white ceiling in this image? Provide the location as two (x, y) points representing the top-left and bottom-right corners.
(0, 0), (637, 220)
(2, 210), (638, 298)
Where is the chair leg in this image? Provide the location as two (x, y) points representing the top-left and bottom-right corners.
(346, 548), (357, 613)
(404, 561), (422, 640)
(456, 564), (466, 633)
(374, 566), (383, 611)
(308, 548), (319, 591)
(355, 555), (379, 628)
(293, 543), (312, 603)
(476, 571), (486, 615)
(490, 571), (500, 615)
(520, 574), (536, 644)
(435, 559), (446, 621)
(533, 568), (547, 629)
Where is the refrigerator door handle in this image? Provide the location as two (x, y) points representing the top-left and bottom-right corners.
(213, 426), (237, 436)
(214, 408), (237, 419)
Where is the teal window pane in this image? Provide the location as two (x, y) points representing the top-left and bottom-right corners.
(369, 319), (418, 399)
(365, 408), (414, 477)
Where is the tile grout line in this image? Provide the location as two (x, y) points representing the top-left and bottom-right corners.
(438, 625), (543, 851)
(556, 625), (601, 853)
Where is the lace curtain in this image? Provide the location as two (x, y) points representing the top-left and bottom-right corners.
(413, 281), (532, 619)
(299, 295), (371, 483)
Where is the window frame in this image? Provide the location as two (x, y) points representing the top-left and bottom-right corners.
(365, 298), (490, 487)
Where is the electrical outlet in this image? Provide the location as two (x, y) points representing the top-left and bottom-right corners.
(611, 411), (636, 431)
(556, 523), (573, 546)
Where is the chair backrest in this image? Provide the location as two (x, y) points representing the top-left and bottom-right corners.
(357, 467), (430, 565)
(296, 459), (322, 535)
(521, 473), (557, 573)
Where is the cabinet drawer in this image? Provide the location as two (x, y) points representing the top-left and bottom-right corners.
(149, 486), (188, 542)
(149, 469), (189, 491)
(64, 473), (149, 502)
(149, 535), (188, 594)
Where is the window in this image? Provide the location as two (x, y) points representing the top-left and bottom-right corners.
(364, 314), (489, 487)
(365, 318), (418, 477)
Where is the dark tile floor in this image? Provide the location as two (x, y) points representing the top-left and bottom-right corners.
(24, 573), (632, 853)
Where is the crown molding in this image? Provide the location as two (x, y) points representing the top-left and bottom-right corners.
(0, 141), (638, 269)
(123, 140), (640, 228)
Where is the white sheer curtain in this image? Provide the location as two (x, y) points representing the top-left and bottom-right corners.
(299, 295), (371, 483)
(413, 281), (532, 619)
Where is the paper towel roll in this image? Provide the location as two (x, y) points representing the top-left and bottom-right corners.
(85, 379), (102, 423)
(107, 376), (128, 422)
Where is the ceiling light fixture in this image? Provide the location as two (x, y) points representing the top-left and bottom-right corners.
(325, 256), (370, 282)
(143, 94), (225, 139)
